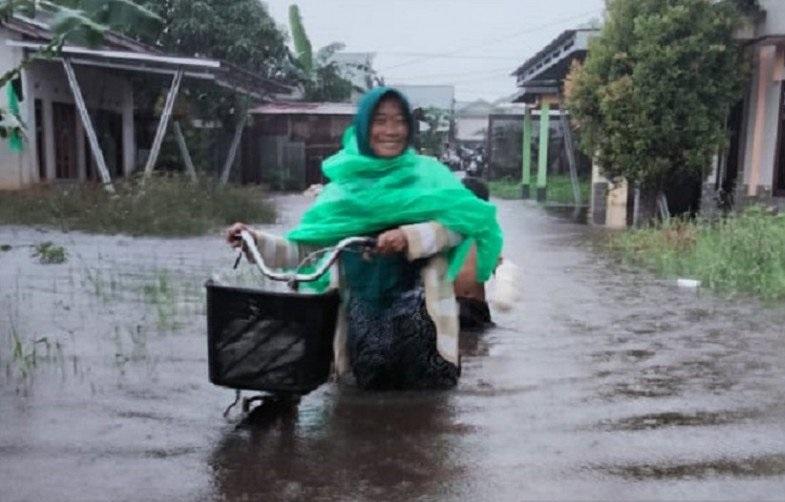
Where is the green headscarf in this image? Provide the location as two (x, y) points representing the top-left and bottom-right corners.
(287, 86), (503, 283)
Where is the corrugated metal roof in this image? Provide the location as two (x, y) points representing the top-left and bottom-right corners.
(250, 102), (357, 116)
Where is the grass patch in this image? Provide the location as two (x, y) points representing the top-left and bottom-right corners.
(0, 173), (275, 236)
(489, 174), (590, 204)
(610, 206), (785, 300)
(32, 242), (68, 264)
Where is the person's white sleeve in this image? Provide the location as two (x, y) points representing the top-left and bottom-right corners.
(399, 221), (462, 261)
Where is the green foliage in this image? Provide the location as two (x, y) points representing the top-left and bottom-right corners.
(140, 0), (291, 79)
(288, 4), (313, 75)
(0, 174), (275, 236)
(417, 107), (451, 157)
(287, 5), (355, 102)
(611, 206), (785, 300)
(489, 175), (590, 204)
(137, 0), (294, 125)
(568, 0), (749, 189)
(32, 242), (68, 264)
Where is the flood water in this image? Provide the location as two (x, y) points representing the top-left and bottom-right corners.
(2, 195), (785, 501)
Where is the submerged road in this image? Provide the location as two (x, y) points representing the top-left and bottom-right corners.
(1, 195), (785, 501)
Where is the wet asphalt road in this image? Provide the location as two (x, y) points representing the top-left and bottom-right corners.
(1, 195), (785, 501)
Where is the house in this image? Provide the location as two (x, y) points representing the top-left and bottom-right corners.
(511, 28), (599, 106)
(704, 0), (785, 213)
(246, 101), (356, 189)
(0, 14), (289, 191)
(454, 99), (494, 147)
(509, 27), (598, 204)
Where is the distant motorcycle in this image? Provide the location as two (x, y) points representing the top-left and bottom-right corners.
(465, 147), (485, 177)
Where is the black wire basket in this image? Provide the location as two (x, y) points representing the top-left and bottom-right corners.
(205, 280), (340, 395)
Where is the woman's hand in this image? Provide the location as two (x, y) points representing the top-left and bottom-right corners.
(226, 222), (251, 249)
(226, 222), (258, 263)
(376, 229), (408, 255)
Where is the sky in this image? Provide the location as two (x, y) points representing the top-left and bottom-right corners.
(262, 0), (605, 102)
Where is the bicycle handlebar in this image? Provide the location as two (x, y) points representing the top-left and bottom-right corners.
(238, 230), (375, 284)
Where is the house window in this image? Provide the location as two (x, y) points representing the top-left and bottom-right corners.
(775, 82), (785, 196)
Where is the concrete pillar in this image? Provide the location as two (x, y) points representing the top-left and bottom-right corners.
(122, 83), (135, 176)
(536, 103), (550, 202)
(43, 98), (56, 180)
(606, 178), (629, 229)
(521, 107), (532, 199)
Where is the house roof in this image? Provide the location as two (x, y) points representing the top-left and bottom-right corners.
(250, 101), (357, 116)
(511, 28), (598, 83)
(2, 14), (293, 98)
(455, 99), (495, 117)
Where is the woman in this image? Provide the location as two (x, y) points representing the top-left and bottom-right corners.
(227, 87), (503, 390)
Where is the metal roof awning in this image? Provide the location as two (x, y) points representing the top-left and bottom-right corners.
(512, 80), (561, 104)
(7, 41), (292, 98)
(251, 102), (357, 116)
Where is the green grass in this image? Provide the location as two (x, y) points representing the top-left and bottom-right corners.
(610, 206), (785, 301)
(489, 174), (590, 204)
(0, 173), (275, 236)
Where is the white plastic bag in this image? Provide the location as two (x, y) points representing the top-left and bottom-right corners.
(489, 259), (522, 312)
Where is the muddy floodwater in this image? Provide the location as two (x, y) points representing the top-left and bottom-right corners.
(2, 195), (785, 501)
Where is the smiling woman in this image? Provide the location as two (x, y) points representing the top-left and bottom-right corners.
(227, 86), (503, 391)
(369, 97), (411, 158)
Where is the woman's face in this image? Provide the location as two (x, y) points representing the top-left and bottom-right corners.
(370, 97), (409, 158)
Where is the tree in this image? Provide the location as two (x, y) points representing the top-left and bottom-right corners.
(288, 4), (361, 102)
(567, 0), (749, 200)
(417, 107), (451, 157)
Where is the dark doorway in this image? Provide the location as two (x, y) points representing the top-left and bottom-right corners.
(86, 110), (123, 180)
(53, 102), (78, 179)
(35, 99), (46, 180)
(721, 100), (744, 206)
(774, 84), (785, 197)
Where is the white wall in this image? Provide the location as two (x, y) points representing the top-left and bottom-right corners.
(455, 117), (487, 142)
(758, 0), (785, 36)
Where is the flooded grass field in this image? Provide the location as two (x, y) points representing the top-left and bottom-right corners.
(1, 195), (785, 501)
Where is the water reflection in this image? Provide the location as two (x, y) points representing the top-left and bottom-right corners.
(208, 386), (465, 501)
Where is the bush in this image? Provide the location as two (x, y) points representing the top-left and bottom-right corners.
(489, 175), (589, 204)
(0, 174), (275, 236)
(610, 206), (785, 300)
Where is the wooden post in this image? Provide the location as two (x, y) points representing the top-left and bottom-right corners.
(536, 103), (550, 202)
(142, 69), (183, 180)
(62, 58), (115, 193)
(173, 121), (197, 182)
(557, 93), (581, 207)
(522, 107), (533, 199)
(220, 109), (248, 185)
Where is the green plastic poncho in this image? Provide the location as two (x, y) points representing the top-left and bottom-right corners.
(287, 87), (503, 284)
